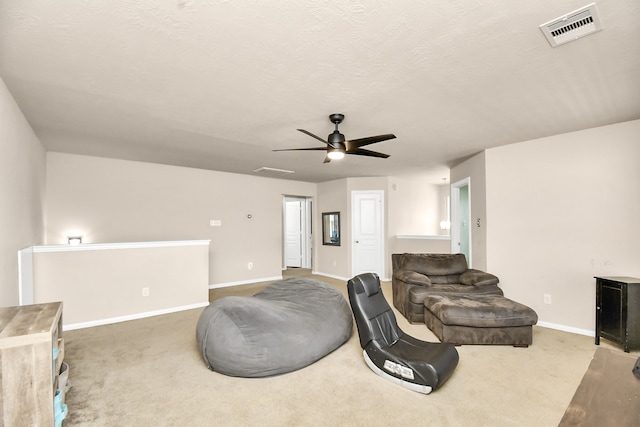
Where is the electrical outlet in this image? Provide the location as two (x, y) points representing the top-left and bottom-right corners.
(142, 287), (150, 297)
(210, 220), (222, 227)
(248, 262), (253, 270)
(544, 294), (552, 304)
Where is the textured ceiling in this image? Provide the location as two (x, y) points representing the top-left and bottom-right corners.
(1, 1), (639, 183)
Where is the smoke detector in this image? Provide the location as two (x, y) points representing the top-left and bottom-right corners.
(539, 3), (603, 47)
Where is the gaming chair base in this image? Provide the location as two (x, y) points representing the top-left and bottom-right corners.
(362, 350), (433, 394)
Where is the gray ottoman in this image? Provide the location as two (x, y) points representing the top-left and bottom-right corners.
(423, 294), (538, 346)
(196, 277), (353, 377)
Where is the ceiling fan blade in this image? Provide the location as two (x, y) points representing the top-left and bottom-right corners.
(347, 148), (390, 159)
(297, 129), (329, 145)
(346, 134), (396, 150)
(272, 147), (327, 152)
(323, 156), (331, 163)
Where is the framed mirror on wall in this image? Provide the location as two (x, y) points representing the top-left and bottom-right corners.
(322, 212), (340, 246)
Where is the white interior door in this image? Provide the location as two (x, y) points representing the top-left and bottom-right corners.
(285, 200), (302, 267)
(352, 190), (384, 278)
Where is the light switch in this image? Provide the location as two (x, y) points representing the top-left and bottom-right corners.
(210, 220), (222, 227)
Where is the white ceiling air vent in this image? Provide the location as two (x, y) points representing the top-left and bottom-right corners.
(252, 167), (295, 177)
(540, 3), (603, 47)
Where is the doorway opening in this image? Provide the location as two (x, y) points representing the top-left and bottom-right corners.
(451, 178), (471, 267)
(283, 196), (312, 271)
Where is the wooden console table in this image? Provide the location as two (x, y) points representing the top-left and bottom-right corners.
(0, 302), (65, 426)
(594, 276), (640, 352)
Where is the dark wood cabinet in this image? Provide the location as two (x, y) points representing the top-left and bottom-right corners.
(594, 276), (640, 352)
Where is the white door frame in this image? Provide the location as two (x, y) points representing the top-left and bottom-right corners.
(351, 190), (385, 279)
(303, 198), (312, 268)
(282, 196), (312, 269)
(450, 177), (472, 267)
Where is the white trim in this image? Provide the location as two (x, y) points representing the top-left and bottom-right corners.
(211, 272), (360, 289)
(32, 240), (211, 253)
(63, 302), (209, 331)
(310, 271), (391, 282)
(209, 275), (283, 289)
(396, 235), (451, 240)
(282, 196), (313, 270)
(535, 321), (594, 337)
(304, 198), (313, 269)
(363, 350), (432, 394)
(451, 178), (471, 267)
(311, 271), (350, 282)
(18, 247), (34, 305)
(211, 272), (390, 289)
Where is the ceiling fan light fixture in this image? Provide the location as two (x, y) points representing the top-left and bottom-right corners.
(327, 150), (345, 160)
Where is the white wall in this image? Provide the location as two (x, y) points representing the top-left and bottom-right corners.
(451, 151), (488, 270)
(314, 174), (450, 280)
(46, 153), (447, 287)
(45, 153), (316, 286)
(388, 175), (445, 236)
(485, 120), (640, 333)
(27, 241), (209, 328)
(315, 179), (349, 278)
(0, 78), (46, 307)
(392, 236), (451, 254)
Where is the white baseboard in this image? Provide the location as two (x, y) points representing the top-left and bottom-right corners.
(64, 301), (210, 331)
(310, 272), (391, 282)
(209, 275), (283, 289)
(311, 271), (350, 282)
(210, 272), (389, 289)
(536, 321), (594, 337)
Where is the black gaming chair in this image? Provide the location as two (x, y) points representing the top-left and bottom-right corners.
(347, 273), (459, 393)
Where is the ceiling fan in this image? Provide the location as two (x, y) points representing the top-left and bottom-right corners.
(273, 113), (396, 163)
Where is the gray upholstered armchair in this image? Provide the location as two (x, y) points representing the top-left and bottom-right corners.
(392, 253), (503, 323)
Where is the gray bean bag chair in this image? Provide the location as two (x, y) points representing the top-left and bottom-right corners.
(196, 277), (353, 377)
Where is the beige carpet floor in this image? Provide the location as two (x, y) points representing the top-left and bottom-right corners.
(61, 270), (634, 426)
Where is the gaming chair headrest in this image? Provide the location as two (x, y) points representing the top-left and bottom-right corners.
(353, 272), (381, 297)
